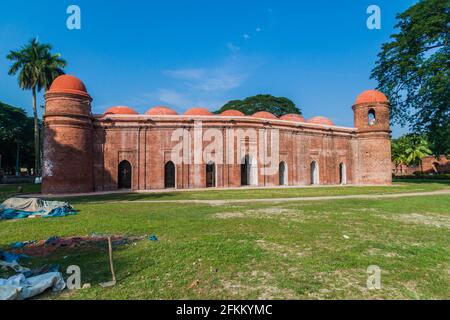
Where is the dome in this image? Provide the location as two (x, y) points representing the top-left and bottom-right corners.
(307, 116), (334, 126)
(145, 106), (178, 116)
(220, 109), (245, 117)
(252, 111), (277, 119)
(104, 106), (138, 115)
(47, 75), (90, 98)
(184, 108), (213, 116)
(279, 114), (305, 122)
(355, 90), (388, 105)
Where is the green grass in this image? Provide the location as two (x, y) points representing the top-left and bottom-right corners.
(0, 181), (449, 299)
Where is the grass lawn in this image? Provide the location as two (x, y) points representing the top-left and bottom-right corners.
(0, 181), (449, 299)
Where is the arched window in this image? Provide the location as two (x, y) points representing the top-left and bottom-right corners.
(118, 160), (132, 189)
(339, 163), (347, 185)
(368, 109), (376, 126)
(206, 162), (216, 188)
(310, 161), (319, 185)
(241, 155), (258, 186)
(279, 161), (288, 186)
(164, 161), (176, 188)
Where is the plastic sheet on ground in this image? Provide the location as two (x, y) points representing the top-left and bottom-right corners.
(0, 197), (76, 220)
(0, 272), (65, 300)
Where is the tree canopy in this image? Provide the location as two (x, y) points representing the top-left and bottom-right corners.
(215, 94), (301, 117)
(391, 134), (433, 168)
(0, 101), (35, 174)
(371, 0), (449, 155)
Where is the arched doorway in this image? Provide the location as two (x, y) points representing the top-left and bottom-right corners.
(279, 161), (287, 186)
(310, 161), (319, 185)
(118, 160), (132, 189)
(241, 155), (249, 186)
(206, 162), (216, 188)
(339, 163), (347, 185)
(241, 155), (258, 186)
(164, 161), (176, 188)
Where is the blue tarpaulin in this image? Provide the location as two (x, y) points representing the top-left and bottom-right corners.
(0, 198), (76, 220)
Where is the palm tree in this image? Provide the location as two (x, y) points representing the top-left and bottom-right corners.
(404, 136), (433, 171)
(7, 38), (66, 176)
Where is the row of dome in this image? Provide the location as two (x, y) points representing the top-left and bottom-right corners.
(47, 74), (390, 127)
(103, 106), (335, 125)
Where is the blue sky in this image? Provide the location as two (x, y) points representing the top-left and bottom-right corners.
(0, 0), (418, 136)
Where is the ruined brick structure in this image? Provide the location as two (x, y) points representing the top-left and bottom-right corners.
(42, 75), (392, 194)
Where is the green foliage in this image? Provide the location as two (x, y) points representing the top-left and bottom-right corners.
(6, 38), (67, 175)
(7, 38), (66, 92)
(371, 0), (449, 155)
(0, 101), (35, 173)
(215, 94), (301, 117)
(392, 134), (433, 167)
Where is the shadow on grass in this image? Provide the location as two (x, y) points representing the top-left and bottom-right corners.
(393, 179), (450, 186)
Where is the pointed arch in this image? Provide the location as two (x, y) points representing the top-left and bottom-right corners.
(310, 161), (319, 185)
(118, 160), (132, 189)
(279, 161), (288, 186)
(164, 161), (176, 188)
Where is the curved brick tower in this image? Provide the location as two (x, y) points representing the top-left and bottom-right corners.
(42, 75), (94, 194)
(353, 90), (392, 185)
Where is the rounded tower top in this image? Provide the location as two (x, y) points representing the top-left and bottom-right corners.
(353, 90), (390, 133)
(47, 75), (91, 99)
(354, 90), (388, 105)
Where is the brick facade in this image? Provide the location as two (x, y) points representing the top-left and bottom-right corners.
(42, 76), (392, 194)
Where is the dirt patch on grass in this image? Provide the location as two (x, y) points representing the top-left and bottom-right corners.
(219, 270), (297, 299)
(390, 213), (450, 229)
(256, 240), (310, 259)
(365, 248), (401, 258)
(213, 208), (304, 221)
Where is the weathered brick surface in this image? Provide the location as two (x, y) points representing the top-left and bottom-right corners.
(42, 91), (392, 194)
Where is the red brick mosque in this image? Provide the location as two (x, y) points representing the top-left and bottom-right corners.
(42, 75), (392, 194)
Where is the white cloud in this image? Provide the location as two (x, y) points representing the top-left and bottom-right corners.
(256, 27), (261, 32)
(227, 42), (240, 56)
(164, 65), (246, 93)
(243, 34), (250, 40)
(157, 88), (193, 108)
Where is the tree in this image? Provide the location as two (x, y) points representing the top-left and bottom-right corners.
(215, 94), (301, 117)
(391, 134), (433, 173)
(7, 38), (66, 176)
(371, 0), (449, 155)
(0, 101), (35, 175)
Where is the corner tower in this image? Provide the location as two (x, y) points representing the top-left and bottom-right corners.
(42, 75), (94, 194)
(353, 90), (392, 185)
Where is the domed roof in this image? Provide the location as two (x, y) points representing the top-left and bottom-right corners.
(279, 113), (305, 122)
(145, 106), (178, 116)
(104, 106), (138, 115)
(307, 116), (334, 126)
(355, 90), (388, 105)
(184, 108), (213, 116)
(47, 75), (90, 98)
(220, 109), (245, 117)
(252, 111), (277, 119)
